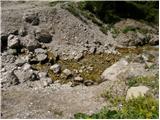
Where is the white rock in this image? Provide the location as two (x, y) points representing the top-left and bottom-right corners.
(36, 54), (47, 62)
(126, 86), (149, 100)
(74, 76), (83, 82)
(63, 69), (72, 77)
(38, 72), (47, 78)
(23, 63), (31, 70)
(50, 64), (61, 74)
(101, 58), (128, 81)
(34, 48), (47, 54)
(101, 58), (147, 81)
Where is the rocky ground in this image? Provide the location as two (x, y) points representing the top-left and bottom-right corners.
(1, 1), (159, 119)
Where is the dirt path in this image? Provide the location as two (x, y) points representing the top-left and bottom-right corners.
(2, 82), (112, 119)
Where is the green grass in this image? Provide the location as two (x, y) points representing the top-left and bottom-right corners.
(74, 95), (159, 119)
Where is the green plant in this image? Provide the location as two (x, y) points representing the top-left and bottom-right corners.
(126, 75), (158, 89)
(122, 26), (136, 33)
(111, 27), (120, 38)
(74, 95), (159, 119)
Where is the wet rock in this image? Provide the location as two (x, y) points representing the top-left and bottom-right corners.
(34, 48), (47, 54)
(7, 34), (20, 48)
(21, 34), (41, 51)
(74, 76), (84, 82)
(36, 54), (47, 62)
(84, 80), (94, 86)
(149, 35), (159, 45)
(126, 86), (149, 100)
(50, 64), (61, 74)
(23, 12), (39, 25)
(35, 28), (52, 43)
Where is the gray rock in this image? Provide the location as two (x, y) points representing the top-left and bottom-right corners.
(8, 34), (20, 48)
(101, 58), (147, 81)
(38, 72), (47, 78)
(101, 59), (129, 81)
(34, 48), (47, 54)
(89, 47), (96, 54)
(21, 34), (41, 51)
(1, 54), (16, 64)
(62, 69), (72, 77)
(1, 33), (8, 52)
(1, 71), (19, 88)
(135, 32), (147, 46)
(19, 26), (27, 36)
(35, 28), (52, 43)
(7, 49), (17, 55)
(149, 35), (159, 45)
(50, 64), (61, 74)
(14, 69), (38, 83)
(41, 78), (53, 87)
(23, 12), (39, 25)
(74, 53), (83, 61)
(15, 57), (26, 66)
(22, 63), (31, 70)
(126, 86), (149, 100)
(36, 54), (47, 62)
(34, 78), (52, 88)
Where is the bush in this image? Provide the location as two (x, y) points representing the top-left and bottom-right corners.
(74, 95), (159, 119)
(78, 1), (158, 24)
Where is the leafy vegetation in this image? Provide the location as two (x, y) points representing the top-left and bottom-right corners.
(126, 75), (159, 96)
(126, 75), (158, 88)
(78, 1), (159, 24)
(74, 95), (159, 119)
(122, 26), (137, 33)
(61, 1), (158, 35)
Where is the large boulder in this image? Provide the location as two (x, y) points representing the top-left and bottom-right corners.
(101, 59), (129, 81)
(35, 28), (52, 43)
(126, 86), (149, 100)
(101, 58), (147, 81)
(14, 69), (38, 83)
(21, 34), (41, 51)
